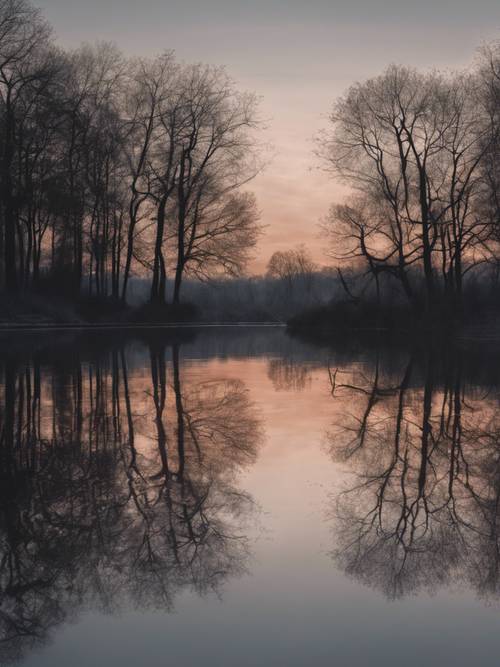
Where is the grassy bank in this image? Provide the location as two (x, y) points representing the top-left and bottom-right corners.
(0, 291), (204, 327)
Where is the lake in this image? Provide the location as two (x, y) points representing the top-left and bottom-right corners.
(0, 325), (500, 666)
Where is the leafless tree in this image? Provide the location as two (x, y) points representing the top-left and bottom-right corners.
(120, 53), (176, 302)
(319, 65), (495, 315)
(267, 244), (316, 290)
(477, 42), (500, 260)
(169, 64), (262, 304)
(0, 2), (264, 310)
(0, 0), (53, 290)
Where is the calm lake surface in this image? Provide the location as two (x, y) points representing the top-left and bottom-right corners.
(1, 325), (500, 666)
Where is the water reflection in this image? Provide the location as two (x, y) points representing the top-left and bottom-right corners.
(328, 344), (500, 602)
(3, 328), (500, 666)
(0, 336), (262, 664)
(267, 356), (313, 392)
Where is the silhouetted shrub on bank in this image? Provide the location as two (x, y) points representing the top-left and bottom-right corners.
(0, 291), (80, 325)
(130, 301), (199, 324)
(76, 295), (129, 322)
(288, 300), (416, 335)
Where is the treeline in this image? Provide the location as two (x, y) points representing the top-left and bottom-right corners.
(0, 0), (261, 305)
(127, 269), (338, 322)
(320, 42), (500, 318)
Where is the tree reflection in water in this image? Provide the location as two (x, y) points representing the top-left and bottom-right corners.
(0, 339), (262, 664)
(267, 356), (313, 392)
(328, 344), (500, 602)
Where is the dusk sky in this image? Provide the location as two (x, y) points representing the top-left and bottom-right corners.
(36, 0), (500, 273)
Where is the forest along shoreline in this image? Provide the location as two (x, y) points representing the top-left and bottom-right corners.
(0, 3), (499, 338)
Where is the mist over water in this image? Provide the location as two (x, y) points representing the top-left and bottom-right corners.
(0, 327), (498, 666)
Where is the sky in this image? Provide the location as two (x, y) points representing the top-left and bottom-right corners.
(35, 0), (500, 273)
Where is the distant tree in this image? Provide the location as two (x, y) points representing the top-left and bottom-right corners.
(267, 245), (316, 291)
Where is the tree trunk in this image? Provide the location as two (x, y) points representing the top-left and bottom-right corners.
(173, 152), (187, 306)
(3, 100), (17, 292)
(150, 195), (168, 303)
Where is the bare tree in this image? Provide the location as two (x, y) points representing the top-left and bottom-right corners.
(267, 244), (316, 291)
(478, 42), (500, 260)
(0, 0), (52, 290)
(170, 64), (262, 304)
(120, 53), (176, 303)
(0, 3), (264, 311)
(319, 65), (494, 315)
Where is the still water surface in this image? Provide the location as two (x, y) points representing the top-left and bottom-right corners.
(1, 326), (500, 666)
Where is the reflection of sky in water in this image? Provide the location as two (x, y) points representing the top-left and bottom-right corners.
(3, 328), (500, 667)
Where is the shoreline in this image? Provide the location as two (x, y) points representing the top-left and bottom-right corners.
(0, 321), (287, 332)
